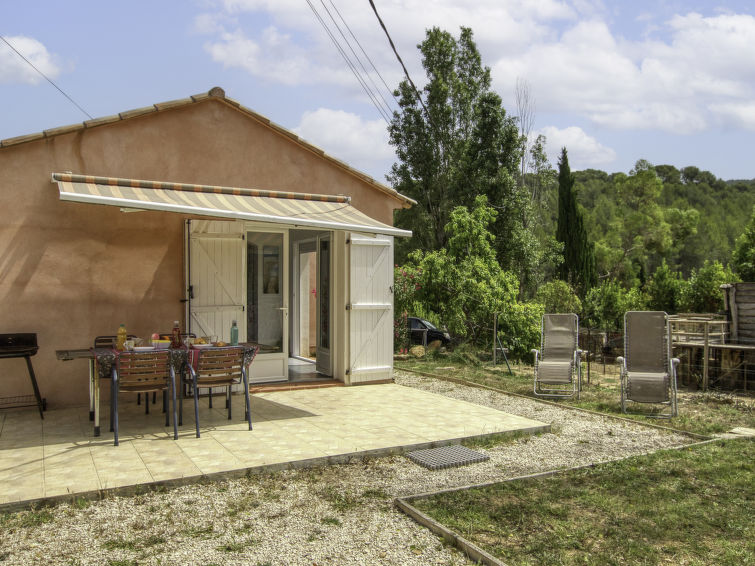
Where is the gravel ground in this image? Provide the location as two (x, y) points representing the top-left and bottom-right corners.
(0, 372), (693, 566)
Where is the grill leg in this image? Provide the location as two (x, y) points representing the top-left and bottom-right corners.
(23, 355), (44, 419)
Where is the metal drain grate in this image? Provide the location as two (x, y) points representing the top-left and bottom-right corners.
(406, 444), (490, 470)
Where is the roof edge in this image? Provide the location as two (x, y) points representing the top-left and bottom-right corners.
(3, 87), (416, 208)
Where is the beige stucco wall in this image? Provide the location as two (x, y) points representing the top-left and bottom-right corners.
(0, 97), (404, 406)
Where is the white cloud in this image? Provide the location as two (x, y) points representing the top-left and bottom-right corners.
(197, 2), (755, 138)
(537, 125), (616, 168)
(197, 0), (575, 92)
(709, 102), (755, 130)
(0, 36), (60, 85)
(293, 108), (394, 176)
(497, 11), (755, 134)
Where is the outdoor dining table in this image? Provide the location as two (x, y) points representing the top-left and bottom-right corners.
(56, 343), (259, 437)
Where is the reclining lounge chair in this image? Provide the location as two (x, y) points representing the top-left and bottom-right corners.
(532, 313), (581, 399)
(618, 311), (679, 418)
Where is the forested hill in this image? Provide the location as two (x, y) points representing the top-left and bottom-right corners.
(555, 163), (755, 286)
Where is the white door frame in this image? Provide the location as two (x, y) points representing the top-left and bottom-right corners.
(245, 225), (289, 383)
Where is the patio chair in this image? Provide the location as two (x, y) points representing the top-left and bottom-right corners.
(180, 346), (253, 438)
(532, 313), (582, 399)
(617, 311), (679, 418)
(111, 349), (178, 446)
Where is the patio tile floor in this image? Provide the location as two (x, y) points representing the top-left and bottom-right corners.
(0, 383), (548, 509)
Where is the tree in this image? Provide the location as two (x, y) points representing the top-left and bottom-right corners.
(679, 261), (738, 313)
(388, 27), (528, 274)
(584, 281), (645, 333)
(399, 196), (542, 357)
(515, 77), (535, 186)
(645, 260), (683, 313)
(732, 206), (755, 281)
(556, 148), (595, 295)
(535, 280), (582, 314)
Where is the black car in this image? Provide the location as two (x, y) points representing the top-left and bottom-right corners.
(408, 317), (451, 346)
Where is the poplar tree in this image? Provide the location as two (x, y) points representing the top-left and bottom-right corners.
(556, 148), (595, 296)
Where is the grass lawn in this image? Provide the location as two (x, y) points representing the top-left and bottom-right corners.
(413, 439), (755, 566)
(395, 358), (755, 435)
(397, 356), (754, 565)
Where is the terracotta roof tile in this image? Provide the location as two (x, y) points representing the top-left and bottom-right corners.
(119, 105), (157, 120)
(43, 123), (84, 137)
(83, 114), (120, 128)
(0, 132), (45, 147)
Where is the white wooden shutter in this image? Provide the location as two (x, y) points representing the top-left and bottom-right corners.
(348, 233), (394, 383)
(189, 220), (245, 342)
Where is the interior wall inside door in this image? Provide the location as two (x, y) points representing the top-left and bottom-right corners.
(298, 248), (317, 359)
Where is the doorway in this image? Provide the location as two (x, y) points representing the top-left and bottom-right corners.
(291, 231), (332, 378)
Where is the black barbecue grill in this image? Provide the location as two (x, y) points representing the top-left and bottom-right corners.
(0, 333), (45, 418)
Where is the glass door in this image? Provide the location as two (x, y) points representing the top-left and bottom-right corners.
(246, 229), (288, 383)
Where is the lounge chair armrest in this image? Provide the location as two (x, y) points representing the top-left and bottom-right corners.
(531, 349), (539, 363)
(671, 357), (680, 366)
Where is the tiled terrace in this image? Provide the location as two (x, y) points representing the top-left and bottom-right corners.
(0, 383), (548, 509)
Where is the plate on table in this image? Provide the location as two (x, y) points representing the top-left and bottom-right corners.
(134, 346), (155, 351)
(192, 344), (213, 349)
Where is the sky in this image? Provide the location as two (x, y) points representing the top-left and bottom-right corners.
(2, 0), (754, 183)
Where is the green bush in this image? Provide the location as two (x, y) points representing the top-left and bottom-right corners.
(534, 280), (582, 314)
(679, 260), (738, 313)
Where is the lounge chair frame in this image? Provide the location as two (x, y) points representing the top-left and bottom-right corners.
(532, 313), (582, 399)
(618, 311), (679, 418)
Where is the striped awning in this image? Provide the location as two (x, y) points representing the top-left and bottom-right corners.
(52, 173), (411, 237)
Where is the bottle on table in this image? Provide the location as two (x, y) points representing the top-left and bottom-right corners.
(116, 324), (127, 351)
(171, 320), (181, 348)
(230, 320), (239, 346)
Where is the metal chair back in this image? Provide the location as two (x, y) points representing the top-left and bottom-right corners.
(542, 314), (578, 361)
(625, 311), (668, 373)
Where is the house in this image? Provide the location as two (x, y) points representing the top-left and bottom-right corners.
(0, 87), (413, 407)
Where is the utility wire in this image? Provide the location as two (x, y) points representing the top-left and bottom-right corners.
(1, 35), (93, 120)
(319, 0), (392, 118)
(305, 0), (391, 123)
(326, 0), (398, 108)
(367, 0), (428, 115)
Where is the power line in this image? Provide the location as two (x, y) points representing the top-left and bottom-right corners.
(305, 0), (391, 123)
(1, 35), (93, 120)
(318, 0), (392, 118)
(367, 0), (428, 115)
(326, 0), (398, 108)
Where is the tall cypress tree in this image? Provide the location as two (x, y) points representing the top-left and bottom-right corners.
(556, 148), (595, 296)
